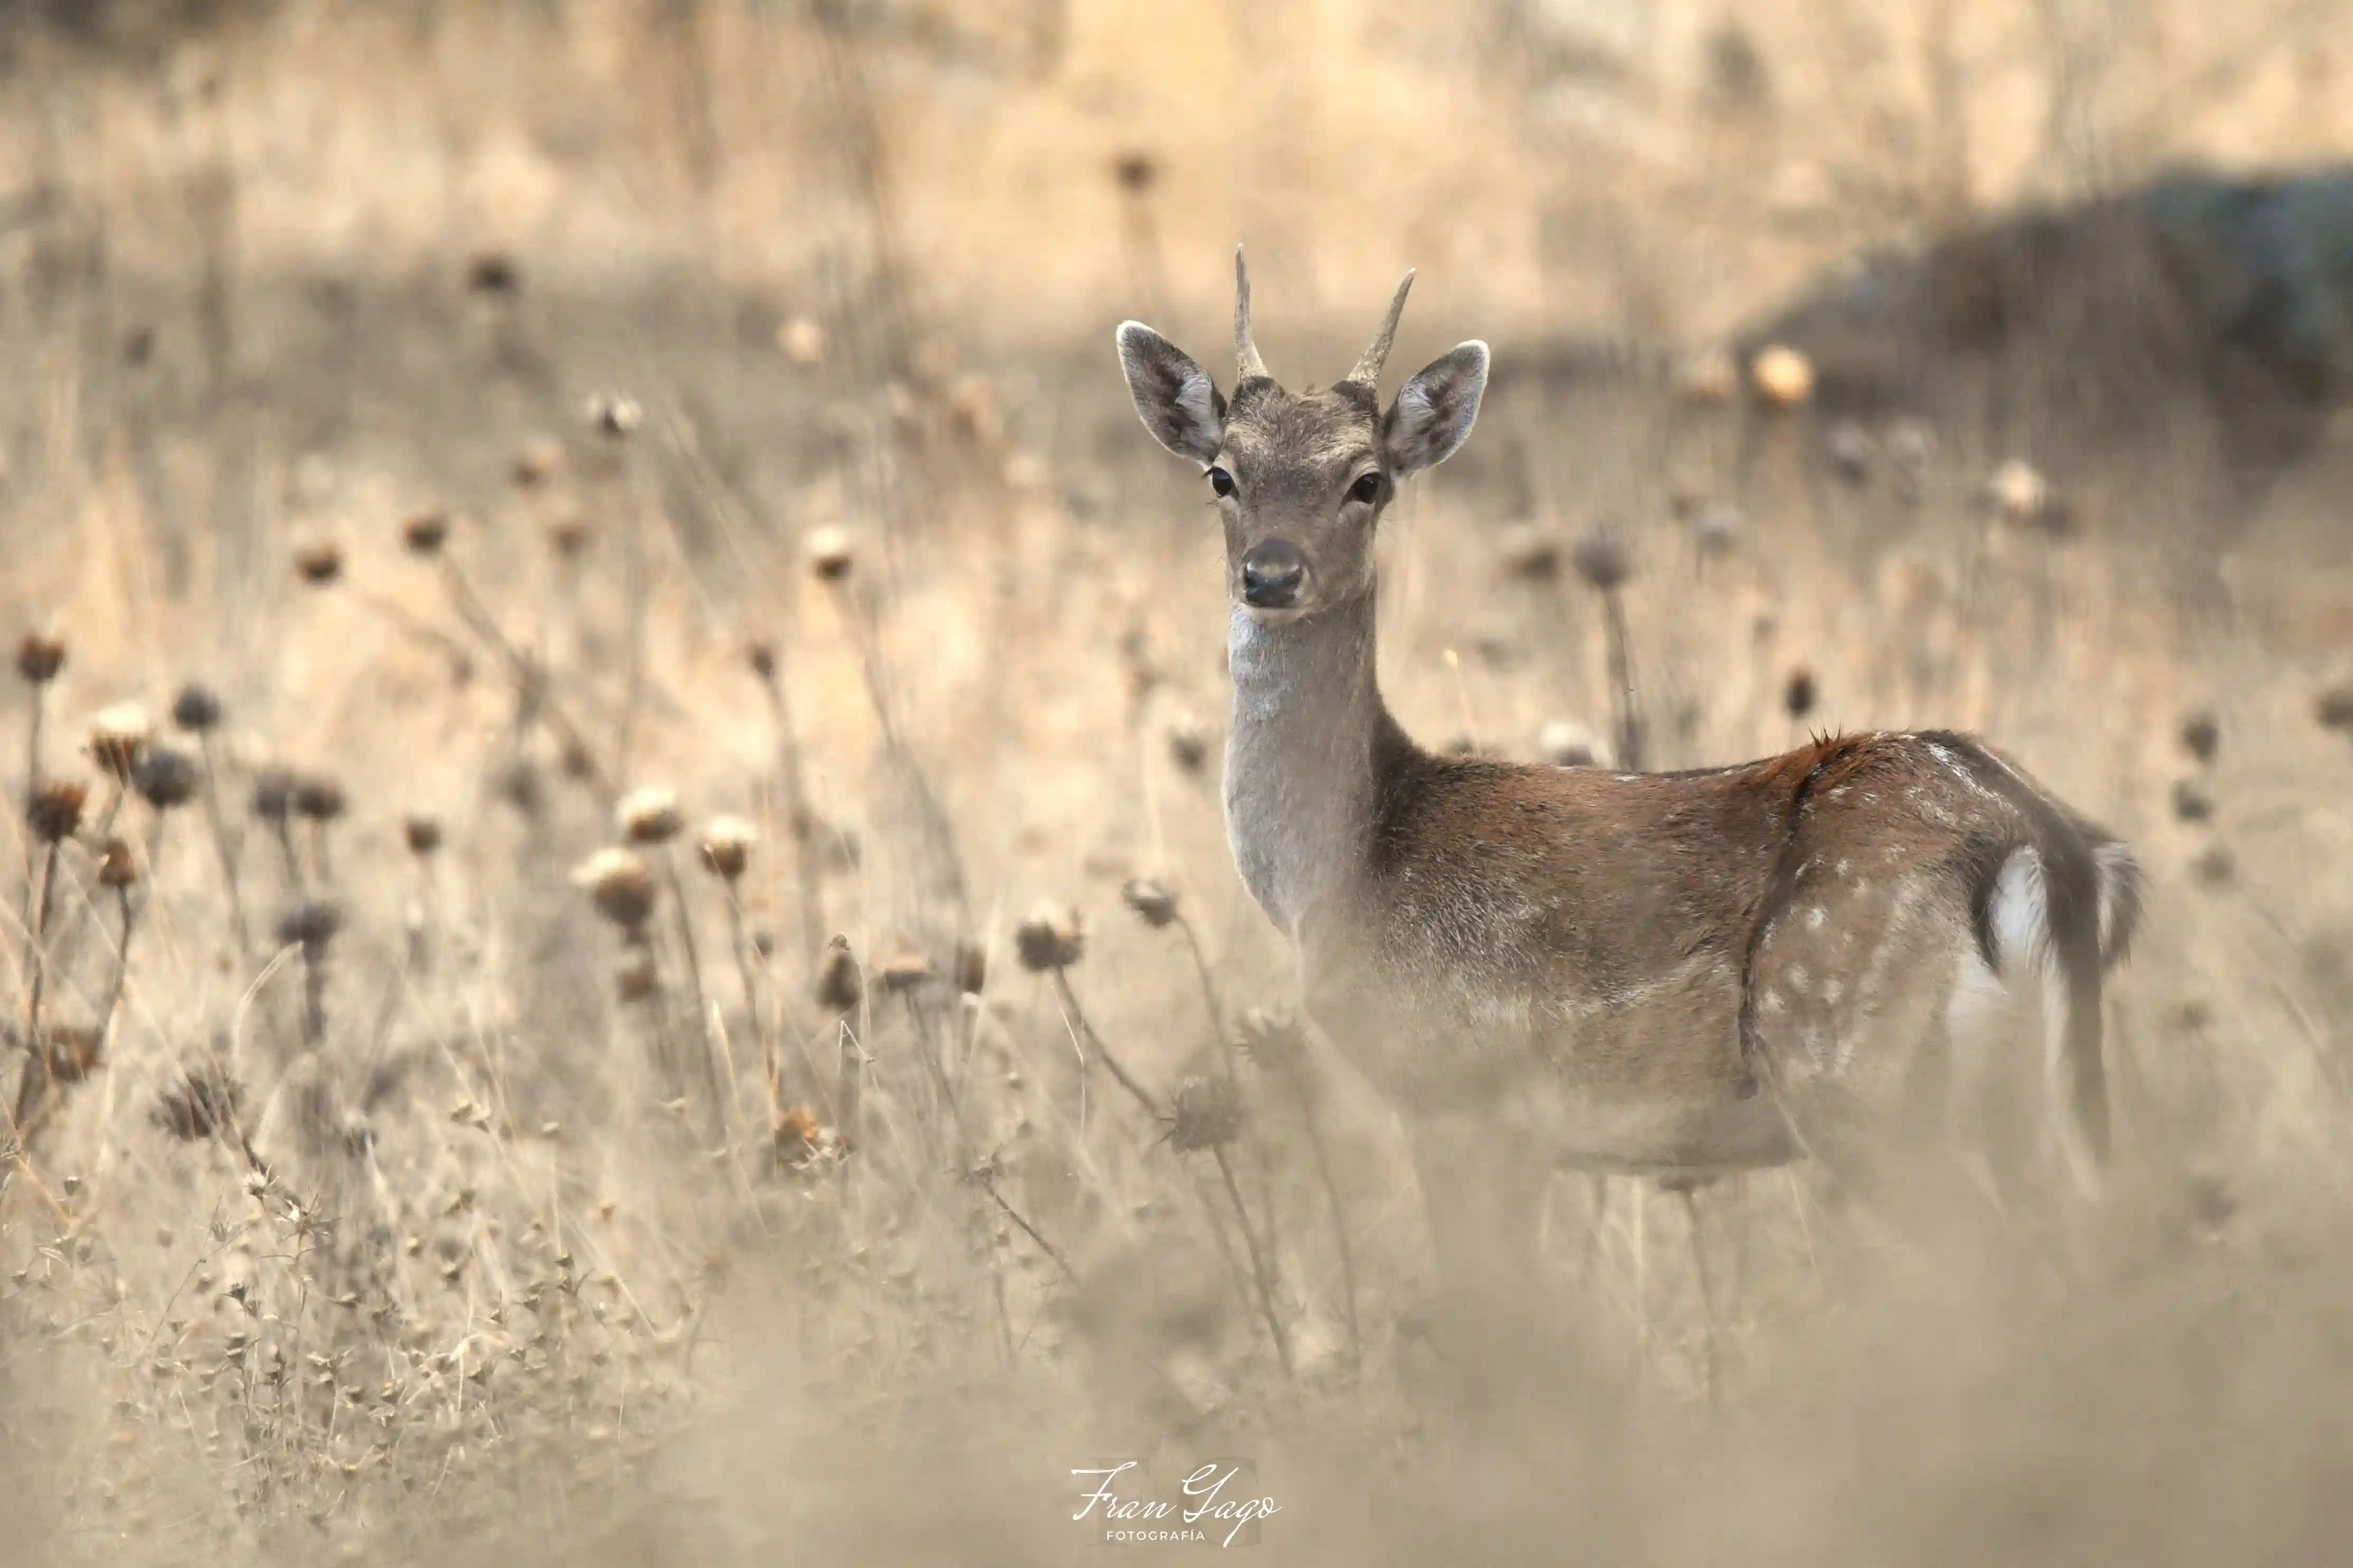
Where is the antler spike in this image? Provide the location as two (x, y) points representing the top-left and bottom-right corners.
(1344, 269), (1417, 388)
(1235, 245), (1270, 382)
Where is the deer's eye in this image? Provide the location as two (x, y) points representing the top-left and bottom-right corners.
(1207, 466), (1237, 499)
(1349, 472), (1384, 505)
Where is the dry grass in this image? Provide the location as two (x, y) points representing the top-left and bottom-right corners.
(5, 3), (2353, 1563)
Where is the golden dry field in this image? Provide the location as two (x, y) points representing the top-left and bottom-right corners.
(5, 2), (2353, 1562)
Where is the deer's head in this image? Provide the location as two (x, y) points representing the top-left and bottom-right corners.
(1117, 250), (1488, 623)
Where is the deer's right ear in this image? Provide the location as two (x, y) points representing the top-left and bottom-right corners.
(1117, 322), (1227, 464)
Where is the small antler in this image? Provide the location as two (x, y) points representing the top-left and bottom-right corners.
(1235, 245), (1271, 382)
(1344, 269), (1416, 388)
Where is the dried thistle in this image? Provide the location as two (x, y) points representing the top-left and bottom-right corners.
(38, 1024), (105, 1085)
(27, 780), (87, 842)
(2315, 684), (2353, 733)
(97, 837), (139, 889)
(806, 527), (855, 583)
(170, 682), (223, 733)
(874, 950), (933, 994)
(1014, 903), (1084, 972)
(136, 747), (199, 810)
(89, 702), (152, 779)
(292, 534), (345, 586)
(274, 899), (342, 953)
(1984, 458), (2068, 529)
(2179, 710), (2220, 767)
(617, 786), (684, 846)
(545, 508), (593, 559)
(954, 937), (988, 996)
(815, 934), (863, 1012)
(1163, 1075), (1244, 1153)
(1121, 878), (1181, 929)
(1166, 714), (1209, 776)
(1784, 668), (1818, 720)
(614, 949), (660, 1003)
(512, 436), (563, 489)
(154, 1064), (244, 1143)
(772, 1105), (825, 1167)
(1235, 1008), (1310, 1076)
(573, 849), (658, 932)
(400, 511), (451, 557)
(1113, 149), (1159, 194)
(2171, 780), (2215, 824)
(697, 815), (756, 881)
(745, 638), (779, 681)
(1497, 522), (1562, 584)
(403, 814), (443, 856)
(1571, 527), (1632, 593)
(293, 774), (346, 823)
(251, 766), (297, 822)
(16, 632), (66, 685)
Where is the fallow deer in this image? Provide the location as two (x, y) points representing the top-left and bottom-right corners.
(1115, 252), (2142, 1301)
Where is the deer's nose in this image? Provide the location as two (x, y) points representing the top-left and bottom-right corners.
(1240, 540), (1308, 609)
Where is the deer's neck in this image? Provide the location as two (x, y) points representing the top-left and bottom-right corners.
(1224, 593), (1401, 937)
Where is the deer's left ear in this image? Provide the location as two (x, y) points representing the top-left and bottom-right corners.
(1383, 342), (1488, 475)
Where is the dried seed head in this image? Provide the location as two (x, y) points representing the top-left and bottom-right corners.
(1751, 344), (1815, 408)
(815, 934), (863, 1012)
(97, 836), (139, 889)
(1014, 903), (1084, 972)
(291, 534), (345, 586)
(251, 767), (297, 822)
(697, 815), (756, 880)
(1497, 522), (1562, 584)
(1784, 668), (1818, 720)
(27, 780), (88, 843)
(614, 949), (660, 1003)
(135, 747), (200, 810)
(274, 899), (343, 952)
(39, 1024), (106, 1085)
(16, 632), (66, 685)
(544, 508), (593, 559)
(512, 436), (563, 490)
(171, 682), (223, 733)
(2315, 684), (2353, 733)
(1536, 718), (1598, 769)
(778, 316), (827, 366)
(2179, 710), (2220, 767)
(1113, 149), (1159, 194)
(585, 394), (641, 440)
(468, 251), (519, 295)
(1692, 503), (1743, 559)
(617, 786), (684, 846)
(89, 703), (153, 780)
(154, 1064), (243, 1143)
(1165, 714), (1208, 776)
(773, 1105), (825, 1167)
(875, 949), (933, 994)
(1235, 1007), (1309, 1075)
(954, 937), (988, 996)
(1121, 878), (1180, 929)
(806, 527), (855, 583)
(293, 774), (347, 823)
(1571, 527), (1632, 593)
(1163, 1075), (1244, 1152)
(745, 639), (779, 681)
(403, 814), (443, 856)
(573, 849), (658, 931)
(2171, 779), (2215, 824)
(2190, 844), (2235, 887)
(400, 511), (451, 557)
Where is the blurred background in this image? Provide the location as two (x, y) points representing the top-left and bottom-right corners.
(5, 2), (2353, 1563)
